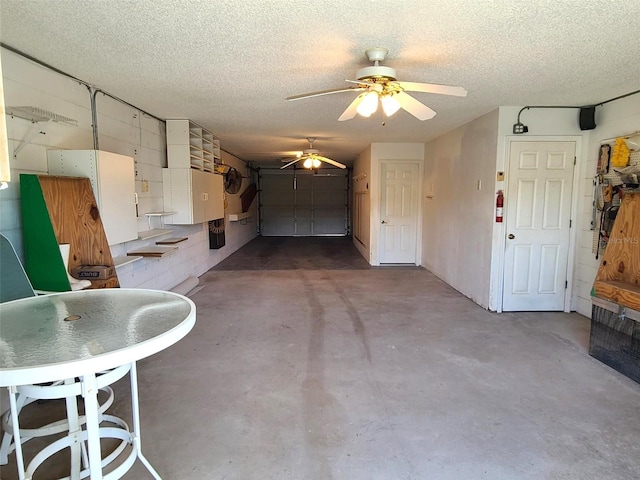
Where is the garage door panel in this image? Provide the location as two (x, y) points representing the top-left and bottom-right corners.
(260, 172), (347, 236)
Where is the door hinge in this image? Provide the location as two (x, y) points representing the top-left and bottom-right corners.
(569, 219), (572, 228)
(574, 156), (576, 165)
(565, 280), (568, 289)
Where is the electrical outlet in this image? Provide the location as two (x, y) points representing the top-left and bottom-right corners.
(141, 180), (149, 193)
(513, 122), (528, 134)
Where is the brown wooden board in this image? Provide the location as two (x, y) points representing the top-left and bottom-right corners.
(155, 237), (188, 245)
(594, 192), (640, 310)
(22, 175), (119, 290)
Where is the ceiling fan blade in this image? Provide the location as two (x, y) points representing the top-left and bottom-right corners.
(280, 158), (303, 169)
(286, 86), (361, 101)
(396, 81), (467, 97)
(395, 91), (437, 121)
(316, 156), (346, 169)
(338, 94), (364, 121)
(344, 79), (383, 91)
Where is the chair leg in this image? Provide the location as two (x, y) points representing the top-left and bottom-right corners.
(0, 389), (28, 465)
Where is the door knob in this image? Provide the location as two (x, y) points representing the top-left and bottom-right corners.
(381, 220), (387, 224)
(508, 234), (515, 239)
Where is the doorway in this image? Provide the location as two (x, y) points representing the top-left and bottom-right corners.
(502, 141), (576, 311)
(378, 161), (420, 264)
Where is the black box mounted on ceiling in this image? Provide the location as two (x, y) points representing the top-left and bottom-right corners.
(579, 106), (597, 130)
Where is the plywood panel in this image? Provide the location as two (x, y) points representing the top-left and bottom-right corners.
(594, 192), (640, 310)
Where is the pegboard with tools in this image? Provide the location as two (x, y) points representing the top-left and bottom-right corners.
(592, 135), (640, 258)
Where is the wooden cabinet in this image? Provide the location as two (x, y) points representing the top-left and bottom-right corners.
(162, 168), (224, 224)
(166, 119), (221, 172)
(47, 150), (138, 245)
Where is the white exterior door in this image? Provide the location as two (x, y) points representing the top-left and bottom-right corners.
(503, 141), (575, 311)
(379, 161), (419, 264)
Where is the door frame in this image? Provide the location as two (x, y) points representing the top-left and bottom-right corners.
(496, 136), (582, 313)
(372, 159), (423, 266)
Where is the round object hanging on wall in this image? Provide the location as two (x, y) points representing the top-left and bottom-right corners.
(224, 167), (242, 194)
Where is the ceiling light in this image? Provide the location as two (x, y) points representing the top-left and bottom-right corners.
(380, 94), (401, 117)
(303, 158), (322, 169)
(356, 91), (378, 117)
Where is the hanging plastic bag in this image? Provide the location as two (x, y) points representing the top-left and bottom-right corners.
(610, 137), (630, 168)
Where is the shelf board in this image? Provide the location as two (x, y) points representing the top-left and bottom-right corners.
(145, 212), (177, 217)
(593, 280), (640, 311)
(138, 228), (173, 240)
(228, 212), (253, 222)
(113, 255), (143, 268)
(156, 237), (188, 245)
(127, 246), (177, 257)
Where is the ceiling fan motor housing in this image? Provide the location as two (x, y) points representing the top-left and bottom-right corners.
(356, 65), (397, 81)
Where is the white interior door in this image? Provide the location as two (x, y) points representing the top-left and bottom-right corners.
(503, 141), (575, 311)
(379, 161), (419, 264)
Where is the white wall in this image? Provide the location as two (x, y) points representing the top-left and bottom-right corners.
(422, 110), (499, 308)
(0, 47), (257, 291)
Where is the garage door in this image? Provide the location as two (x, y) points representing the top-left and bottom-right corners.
(260, 170), (348, 236)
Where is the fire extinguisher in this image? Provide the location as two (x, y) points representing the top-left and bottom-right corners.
(496, 190), (504, 223)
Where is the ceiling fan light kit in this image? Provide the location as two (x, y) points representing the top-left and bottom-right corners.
(280, 138), (346, 170)
(286, 46), (467, 123)
(380, 93), (401, 116)
(356, 91), (379, 117)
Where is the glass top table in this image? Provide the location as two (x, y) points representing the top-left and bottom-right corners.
(0, 288), (196, 386)
(0, 288), (196, 479)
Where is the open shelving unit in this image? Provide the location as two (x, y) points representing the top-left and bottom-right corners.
(167, 119), (221, 172)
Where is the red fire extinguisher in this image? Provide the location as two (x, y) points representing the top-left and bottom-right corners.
(496, 190), (504, 223)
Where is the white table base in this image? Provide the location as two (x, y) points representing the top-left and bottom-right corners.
(3, 362), (161, 480)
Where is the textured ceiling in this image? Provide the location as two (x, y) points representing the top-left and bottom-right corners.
(1, 0), (639, 167)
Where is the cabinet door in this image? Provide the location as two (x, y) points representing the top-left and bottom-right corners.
(205, 173), (224, 221)
(96, 152), (138, 245)
(191, 169), (208, 224)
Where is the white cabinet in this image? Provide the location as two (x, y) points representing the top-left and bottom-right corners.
(166, 119), (221, 172)
(162, 168), (224, 224)
(47, 150), (138, 245)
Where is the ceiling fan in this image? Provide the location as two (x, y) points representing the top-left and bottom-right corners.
(280, 138), (346, 170)
(286, 47), (467, 121)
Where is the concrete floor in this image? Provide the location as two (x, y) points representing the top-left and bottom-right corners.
(2, 237), (639, 479)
